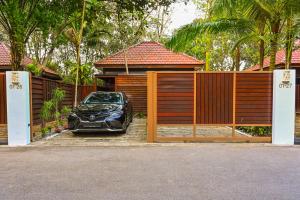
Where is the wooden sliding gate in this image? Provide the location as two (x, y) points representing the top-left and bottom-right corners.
(147, 71), (273, 143)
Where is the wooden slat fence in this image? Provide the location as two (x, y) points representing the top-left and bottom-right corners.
(296, 84), (300, 113)
(31, 77), (95, 125)
(0, 73), (6, 124)
(157, 73), (194, 124)
(235, 73), (273, 125)
(78, 85), (96, 101)
(147, 71), (273, 143)
(196, 73), (233, 125)
(115, 75), (147, 113)
(31, 77), (74, 124)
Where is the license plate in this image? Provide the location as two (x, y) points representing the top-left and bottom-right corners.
(83, 123), (101, 128)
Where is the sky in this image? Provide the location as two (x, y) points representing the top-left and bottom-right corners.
(167, 1), (200, 35)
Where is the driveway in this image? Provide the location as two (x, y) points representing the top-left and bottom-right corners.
(32, 118), (248, 146)
(0, 144), (300, 200)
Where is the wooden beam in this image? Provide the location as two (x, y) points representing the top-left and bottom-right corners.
(147, 72), (154, 142)
(156, 136), (272, 143)
(232, 72), (236, 137)
(153, 72), (158, 141)
(193, 72), (197, 137)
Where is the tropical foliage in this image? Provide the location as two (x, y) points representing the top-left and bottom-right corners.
(167, 0), (300, 71)
(40, 88), (71, 133)
(0, 0), (176, 72)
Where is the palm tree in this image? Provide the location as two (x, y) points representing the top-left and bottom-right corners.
(167, 17), (255, 71)
(167, 0), (267, 71)
(64, 0), (86, 107)
(243, 0), (300, 70)
(0, 0), (49, 70)
(168, 0), (300, 71)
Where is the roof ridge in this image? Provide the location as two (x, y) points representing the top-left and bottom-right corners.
(246, 47), (300, 71)
(99, 41), (150, 63)
(95, 41), (204, 66)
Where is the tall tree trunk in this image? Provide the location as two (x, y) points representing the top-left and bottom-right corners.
(42, 47), (55, 66)
(74, 0), (86, 107)
(259, 39), (265, 71)
(205, 38), (212, 71)
(10, 39), (24, 71)
(124, 48), (129, 75)
(204, 0), (212, 71)
(269, 22), (280, 71)
(235, 46), (241, 71)
(285, 17), (293, 69)
(258, 20), (266, 71)
(74, 44), (81, 107)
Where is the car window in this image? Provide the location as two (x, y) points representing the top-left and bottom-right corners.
(84, 93), (123, 104)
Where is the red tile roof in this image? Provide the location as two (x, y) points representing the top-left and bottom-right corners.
(95, 41), (204, 67)
(0, 42), (59, 77)
(247, 40), (300, 71)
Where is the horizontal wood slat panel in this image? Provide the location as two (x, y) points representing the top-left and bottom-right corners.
(235, 73), (273, 124)
(157, 73), (193, 124)
(115, 75), (147, 113)
(154, 72), (273, 127)
(31, 76), (88, 125)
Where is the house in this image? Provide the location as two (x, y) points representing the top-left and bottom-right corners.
(246, 40), (300, 82)
(246, 41), (300, 117)
(94, 41), (204, 113)
(0, 42), (60, 80)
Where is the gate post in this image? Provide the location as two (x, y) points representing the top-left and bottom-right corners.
(272, 70), (295, 145)
(147, 72), (155, 142)
(6, 71), (31, 146)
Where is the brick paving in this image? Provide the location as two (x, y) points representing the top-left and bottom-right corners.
(31, 118), (249, 146)
(32, 118), (147, 146)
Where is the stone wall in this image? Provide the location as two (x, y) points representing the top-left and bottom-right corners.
(0, 121), (60, 143)
(296, 113), (300, 137)
(0, 124), (7, 143)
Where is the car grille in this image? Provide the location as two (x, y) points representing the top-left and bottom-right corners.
(77, 112), (109, 121)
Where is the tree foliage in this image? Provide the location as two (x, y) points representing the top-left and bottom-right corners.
(167, 0), (300, 71)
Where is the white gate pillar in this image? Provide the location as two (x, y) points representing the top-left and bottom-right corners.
(272, 70), (295, 145)
(6, 71), (31, 146)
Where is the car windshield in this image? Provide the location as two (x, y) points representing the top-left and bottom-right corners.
(83, 93), (123, 104)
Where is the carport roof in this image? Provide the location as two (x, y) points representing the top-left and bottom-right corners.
(95, 41), (204, 68)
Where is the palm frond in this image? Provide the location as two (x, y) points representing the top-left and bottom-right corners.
(230, 33), (257, 53)
(167, 18), (253, 52)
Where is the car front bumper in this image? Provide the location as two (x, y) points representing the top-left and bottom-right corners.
(68, 115), (125, 133)
(70, 127), (125, 133)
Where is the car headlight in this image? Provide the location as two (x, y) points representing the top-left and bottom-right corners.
(109, 111), (123, 118)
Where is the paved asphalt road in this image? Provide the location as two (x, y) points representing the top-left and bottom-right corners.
(0, 144), (300, 200)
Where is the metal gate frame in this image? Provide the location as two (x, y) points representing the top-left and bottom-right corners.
(147, 71), (273, 143)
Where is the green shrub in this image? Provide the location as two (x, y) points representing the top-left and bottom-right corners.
(40, 88), (71, 131)
(26, 63), (42, 76)
(237, 126), (271, 136)
(41, 126), (52, 137)
(135, 112), (145, 118)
